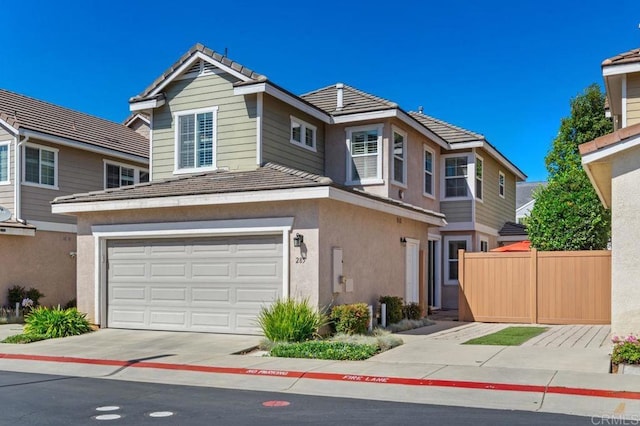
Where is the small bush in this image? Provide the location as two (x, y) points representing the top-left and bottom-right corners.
(64, 298), (77, 309)
(25, 288), (45, 306)
(386, 318), (434, 333)
(257, 298), (326, 343)
(331, 303), (370, 335)
(2, 333), (48, 344)
(404, 302), (422, 320)
(379, 295), (403, 324)
(7, 285), (26, 306)
(611, 334), (640, 365)
(332, 329), (403, 352)
(24, 306), (92, 339)
(270, 341), (378, 361)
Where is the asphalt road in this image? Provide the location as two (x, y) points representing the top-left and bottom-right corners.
(0, 370), (590, 425)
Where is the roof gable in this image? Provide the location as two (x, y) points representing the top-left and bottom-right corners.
(0, 89), (149, 159)
(408, 112), (483, 143)
(131, 43), (266, 103)
(301, 84), (397, 115)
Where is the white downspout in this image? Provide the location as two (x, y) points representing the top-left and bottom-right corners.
(14, 135), (28, 223)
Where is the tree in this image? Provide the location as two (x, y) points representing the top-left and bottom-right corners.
(527, 84), (612, 250)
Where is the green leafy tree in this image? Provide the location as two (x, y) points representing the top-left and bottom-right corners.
(527, 84), (612, 250)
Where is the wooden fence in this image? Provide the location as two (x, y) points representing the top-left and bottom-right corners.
(458, 249), (611, 324)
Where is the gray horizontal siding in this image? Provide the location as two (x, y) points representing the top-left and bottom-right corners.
(440, 200), (472, 223)
(0, 127), (14, 215)
(21, 138), (147, 224)
(262, 95), (324, 175)
(152, 72), (257, 179)
(475, 149), (516, 230)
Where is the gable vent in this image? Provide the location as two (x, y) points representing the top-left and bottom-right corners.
(202, 61), (217, 75)
(185, 60), (202, 75)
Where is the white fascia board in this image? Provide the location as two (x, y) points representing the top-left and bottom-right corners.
(53, 186), (332, 214)
(0, 119), (18, 135)
(234, 83), (331, 123)
(124, 114), (150, 127)
(602, 62), (640, 77)
(28, 220), (77, 233)
(581, 133), (640, 165)
(332, 109), (397, 124)
(397, 110), (449, 149)
(129, 98), (165, 112)
(452, 140), (526, 180)
(516, 199), (535, 215)
(327, 187), (446, 226)
(0, 226), (35, 237)
(19, 129), (148, 165)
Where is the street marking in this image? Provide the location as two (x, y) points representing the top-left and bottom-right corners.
(149, 411), (174, 417)
(96, 406), (120, 411)
(2, 352), (640, 401)
(94, 414), (121, 420)
(262, 400), (290, 407)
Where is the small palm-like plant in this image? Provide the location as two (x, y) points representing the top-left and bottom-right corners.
(257, 298), (326, 343)
(24, 306), (92, 338)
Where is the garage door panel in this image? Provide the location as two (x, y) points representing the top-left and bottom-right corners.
(108, 235), (282, 334)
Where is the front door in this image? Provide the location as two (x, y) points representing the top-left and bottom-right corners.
(405, 239), (420, 304)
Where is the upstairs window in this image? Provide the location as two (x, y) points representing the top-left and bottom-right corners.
(24, 144), (57, 188)
(444, 156), (468, 198)
(391, 128), (406, 185)
(290, 116), (316, 151)
(175, 107), (218, 173)
(0, 142), (9, 184)
(475, 156), (483, 200)
(105, 162), (149, 189)
(346, 124), (383, 185)
(499, 171), (505, 198)
(423, 146), (434, 197)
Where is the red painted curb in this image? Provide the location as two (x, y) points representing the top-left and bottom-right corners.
(1, 352), (639, 401)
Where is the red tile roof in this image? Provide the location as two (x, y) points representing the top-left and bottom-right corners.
(579, 122), (640, 155)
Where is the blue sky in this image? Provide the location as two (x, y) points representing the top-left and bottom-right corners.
(2, 1), (640, 182)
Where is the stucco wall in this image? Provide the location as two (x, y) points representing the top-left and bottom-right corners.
(611, 145), (640, 335)
(0, 230), (76, 307)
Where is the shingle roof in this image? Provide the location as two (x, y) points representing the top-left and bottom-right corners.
(498, 221), (528, 237)
(0, 89), (149, 158)
(301, 84), (397, 115)
(52, 162), (445, 222)
(408, 112), (483, 143)
(516, 181), (546, 209)
(602, 48), (640, 67)
(131, 43), (266, 102)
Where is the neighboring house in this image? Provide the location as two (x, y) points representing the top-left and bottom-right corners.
(0, 89), (149, 306)
(515, 181), (545, 224)
(497, 221), (528, 245)
(51, 43), (524, 333)
(581, 46), (640, 336)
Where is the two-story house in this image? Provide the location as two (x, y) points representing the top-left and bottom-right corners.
(52, 44), (523, 333)
(580, 47), (640, 336)
(0, 89), (149, 306)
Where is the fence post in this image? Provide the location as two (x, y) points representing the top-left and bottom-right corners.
(458, 249), (468, 321)
(530, 248), (538, 324)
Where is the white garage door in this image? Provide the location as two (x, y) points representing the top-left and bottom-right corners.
(107, 235), (282, 334)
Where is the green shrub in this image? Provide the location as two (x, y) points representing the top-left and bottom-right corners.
(403, 302), (422, 320)
(63, 298), (77, 309)
(7, 285), (25, 306)
(2, 333), (48, 344)
(611, 335), (640, 365)
(257, 298), (326, 343)
(270, 341), (378, 360)
(332, 329), (403, 352)
(25, 288), (45, 306)
(331, 303), (370, 335)
(379, 295), (403, 324)
(24, 306), (92, 339)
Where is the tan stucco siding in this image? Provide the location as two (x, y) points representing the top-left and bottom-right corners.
(474, 148), (516, 230)
(262, 95), (324, 174)
(626, 73), (640, 127)
(318, 199), (430, 309)
(610, 144), (640, 336)
(0, 127), (14, 215)
(0, 230), (76, 307)
(21, 139), (147, 224)
(151, 73), (257, 180)
(440, 200), (472, 223)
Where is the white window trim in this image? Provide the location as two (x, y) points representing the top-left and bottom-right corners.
(443, 235), (472, 286)
(0, 140), (11, 185)
(345, 123), (384, 185)
(173, 106), (219, 175)
(475, 154), (484, 202)
(391, 126), (407, 188)
(22, 142), (59, 190)
(103, 160), (149, 189)
(289, 115), (317, 152)
(499, 171), (506, 199)
(440, 153), (473, 201)
(423, 144), (435, 199)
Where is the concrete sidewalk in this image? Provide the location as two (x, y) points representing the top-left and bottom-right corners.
(0, 322), (636, 421)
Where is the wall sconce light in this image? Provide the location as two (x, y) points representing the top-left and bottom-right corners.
(293, 233), (304, 247)
(400, 237), (407, 245)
